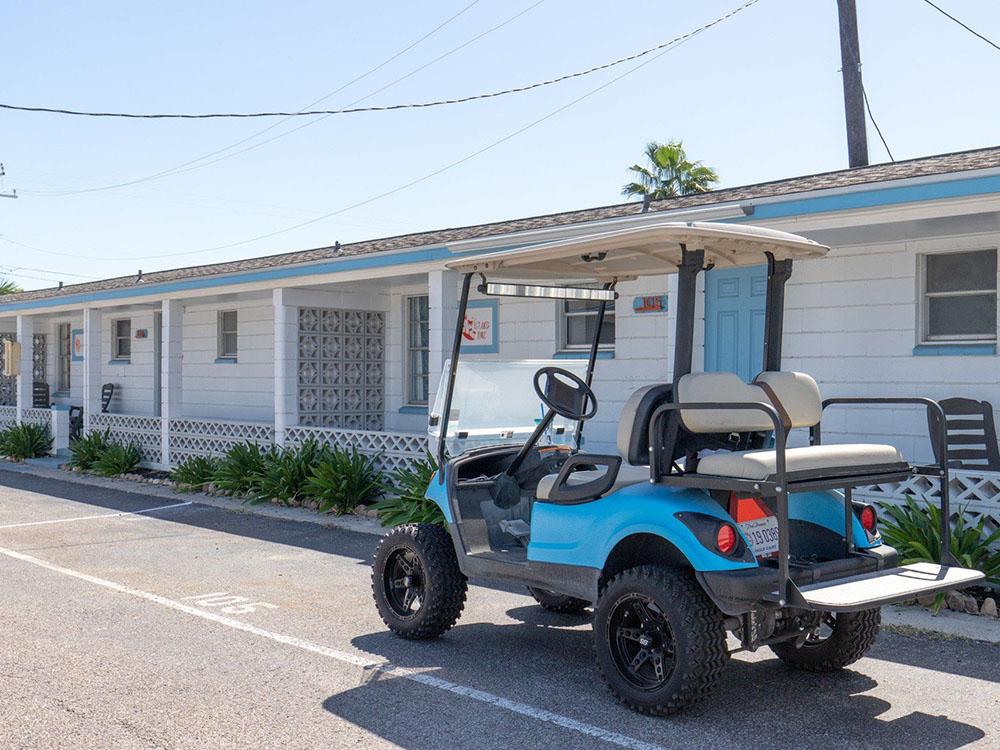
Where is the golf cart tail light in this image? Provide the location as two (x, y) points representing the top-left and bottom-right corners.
(860, 505), (877, 532)
(728, 493), (772, 522)
(716, 524), (738, 555)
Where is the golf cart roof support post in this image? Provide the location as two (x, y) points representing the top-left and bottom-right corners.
(436, 272), (474, 481)
(763, 253), (793, 373)
(575, 279), (616, 449)
(672, 246), (705, 384)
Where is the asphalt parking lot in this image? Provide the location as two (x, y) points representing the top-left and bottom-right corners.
(0, 470), (997, 750)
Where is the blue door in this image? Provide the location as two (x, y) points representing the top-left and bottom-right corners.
(703, 265), (767, 381)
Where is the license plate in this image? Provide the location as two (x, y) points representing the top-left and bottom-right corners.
(739, 516), (780, 559)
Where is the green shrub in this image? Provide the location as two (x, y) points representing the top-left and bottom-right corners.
(879, 496), (1000, 587)
(212, 442), (270, 497)
(92, 442), (142, 477)
(0, 423), (53, 460)
(66, 429), (113, 470)
(372, 453), (444, 527)
(305, 447), (384, 515)
(170, 455), (221, 493)
(249, 439), (328, 506)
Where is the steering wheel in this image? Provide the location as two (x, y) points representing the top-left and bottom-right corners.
(533, 366), (598, 421)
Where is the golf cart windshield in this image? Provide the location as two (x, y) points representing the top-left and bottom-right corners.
(429, 359), (585, 456)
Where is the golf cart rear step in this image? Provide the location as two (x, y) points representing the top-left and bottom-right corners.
(771, 562), (984, 612)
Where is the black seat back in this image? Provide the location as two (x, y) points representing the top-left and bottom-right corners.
(32, 382), (50, 408)
(928, 397), (1000, 470)
(617, 384), (673, 465)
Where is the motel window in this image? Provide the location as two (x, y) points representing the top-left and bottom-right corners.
(559, 296), (615, 351)
(920, 249), (997, 343)
(218, 310), (238, 360)
(112, 319), (131, 361)
(406, 295), (430, 405)
(57, 323), (71, 392)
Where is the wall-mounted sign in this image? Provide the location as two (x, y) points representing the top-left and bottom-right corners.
(462, 299), (499, 353)
(633, 294), (668, 314)
(71, 329), (84, 362)
(135, 329), (149, 339)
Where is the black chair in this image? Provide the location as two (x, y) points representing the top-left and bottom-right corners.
(101, 383), (115, 414)
(32, 381), (50, 409)
(68, 406), (84, 441)
(927, 397), (1000, 471)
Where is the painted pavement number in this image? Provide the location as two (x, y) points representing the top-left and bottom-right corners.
(181, 592), (277, 615)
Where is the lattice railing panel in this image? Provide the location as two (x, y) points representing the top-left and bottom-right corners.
(169, 418), (273, 464)
(0, 405), (17, 430)
(285, 425), (427, 473)
(89, 413), (163, 465)
(856, 469), (1000, 543)
(21, 408), (53, 428)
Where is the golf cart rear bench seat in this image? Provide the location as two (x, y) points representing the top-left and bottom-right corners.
(676, 371), (911, 485)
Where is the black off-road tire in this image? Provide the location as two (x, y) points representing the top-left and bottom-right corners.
(527, 586), (590, 614)
(770, 608), (881, 672)
(593, 565), (728, 716)
(372, 523), (467, 640)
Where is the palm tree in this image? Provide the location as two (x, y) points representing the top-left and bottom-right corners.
(622, 141), (719, 204)
(0, 278), (20, 295)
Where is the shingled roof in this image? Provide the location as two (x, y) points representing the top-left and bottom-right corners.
(4, 145), (1000, 305)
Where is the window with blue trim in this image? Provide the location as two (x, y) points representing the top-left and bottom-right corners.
(406, 295), (430, 405)
(919, 249), (997, 344)
(558, 296), (615, 351)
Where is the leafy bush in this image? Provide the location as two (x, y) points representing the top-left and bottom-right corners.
(212, 442), (270, 497)
(170, 455), (221, 493)
(372, 453), (444, 527)
(879, 496), (1000, 587)
(249, 439), (328, 505)
(305, 447), (384, 515)
(66, 429), (113, 470)
(0, 423), (53, 460)
(92, 442), (142, 477)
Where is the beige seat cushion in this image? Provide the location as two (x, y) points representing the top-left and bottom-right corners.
(695, 443), (905, 481)
(537, 462), (649, 500)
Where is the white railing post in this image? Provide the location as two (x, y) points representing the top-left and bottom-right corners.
(14, 315), (33, 424)
(427, 270), (460, 411)
(82, 308), (103, 428)
(160, 299), (183, 466)
(273, 288), (297, 448)
(50, 407), (69, 455)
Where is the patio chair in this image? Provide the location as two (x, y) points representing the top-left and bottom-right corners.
(32, 381), (50, 409)
(926, 397), (1000, 471)
(68, 406), (84, 441)
(101, 383), (115, 413)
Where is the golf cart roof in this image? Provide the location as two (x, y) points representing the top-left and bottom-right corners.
(446, 221), (829, 280)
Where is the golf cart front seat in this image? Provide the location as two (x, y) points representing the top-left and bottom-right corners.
(678, 371), (908, 482)
(536, 384), (674, 501)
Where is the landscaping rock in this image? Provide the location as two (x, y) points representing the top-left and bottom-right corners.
(964, 596), (980, 615)
(916, 593), (937, 607)
(982, 597), (998, 618)
(945, 590), (966, 612)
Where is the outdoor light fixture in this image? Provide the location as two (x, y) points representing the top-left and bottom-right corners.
(479, 282), (618, 301)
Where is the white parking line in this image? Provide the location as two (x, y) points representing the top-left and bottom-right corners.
(0, 544), (666, 750)
(0, 501), (192, 529)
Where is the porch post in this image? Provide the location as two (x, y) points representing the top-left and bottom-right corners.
(427, 270), (460, 410)
(81, 308), (103, 428)
(160, 299), (183, 467)
(273, 288), (297, 448)
(14, 315), (33, 423)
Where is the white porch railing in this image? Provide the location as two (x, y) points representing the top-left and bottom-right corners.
(285, 425), (427, 473)
(88, 413), (164, 466)
(856, 468), (1000, 538)
(0, 405), (17, 430)
(168, 418), (274, 464)
(21, 408), (53, 429)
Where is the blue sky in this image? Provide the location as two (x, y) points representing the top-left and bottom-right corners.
(1, 0), (998, 290)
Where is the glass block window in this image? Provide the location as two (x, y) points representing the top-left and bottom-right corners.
(218, 310), (238, 360)
(406, 296), (430, 405)
(112, 319), (131, 360)
(921, 249), (997, 343)
(559, 296), (615, 350)
(298, 308), (385, 430)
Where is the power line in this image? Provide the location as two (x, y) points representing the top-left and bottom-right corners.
(21, 0), (542, 198)
(919, 0), (1000, 52)
(859, 82), (894, 161)
(59, 0), (763, 263)
(4, 0), (760, 122)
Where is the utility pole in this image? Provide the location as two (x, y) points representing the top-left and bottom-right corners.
(836, 0), (869, 168)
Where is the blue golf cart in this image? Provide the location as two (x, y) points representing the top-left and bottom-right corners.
(371, 222), (983, 715)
